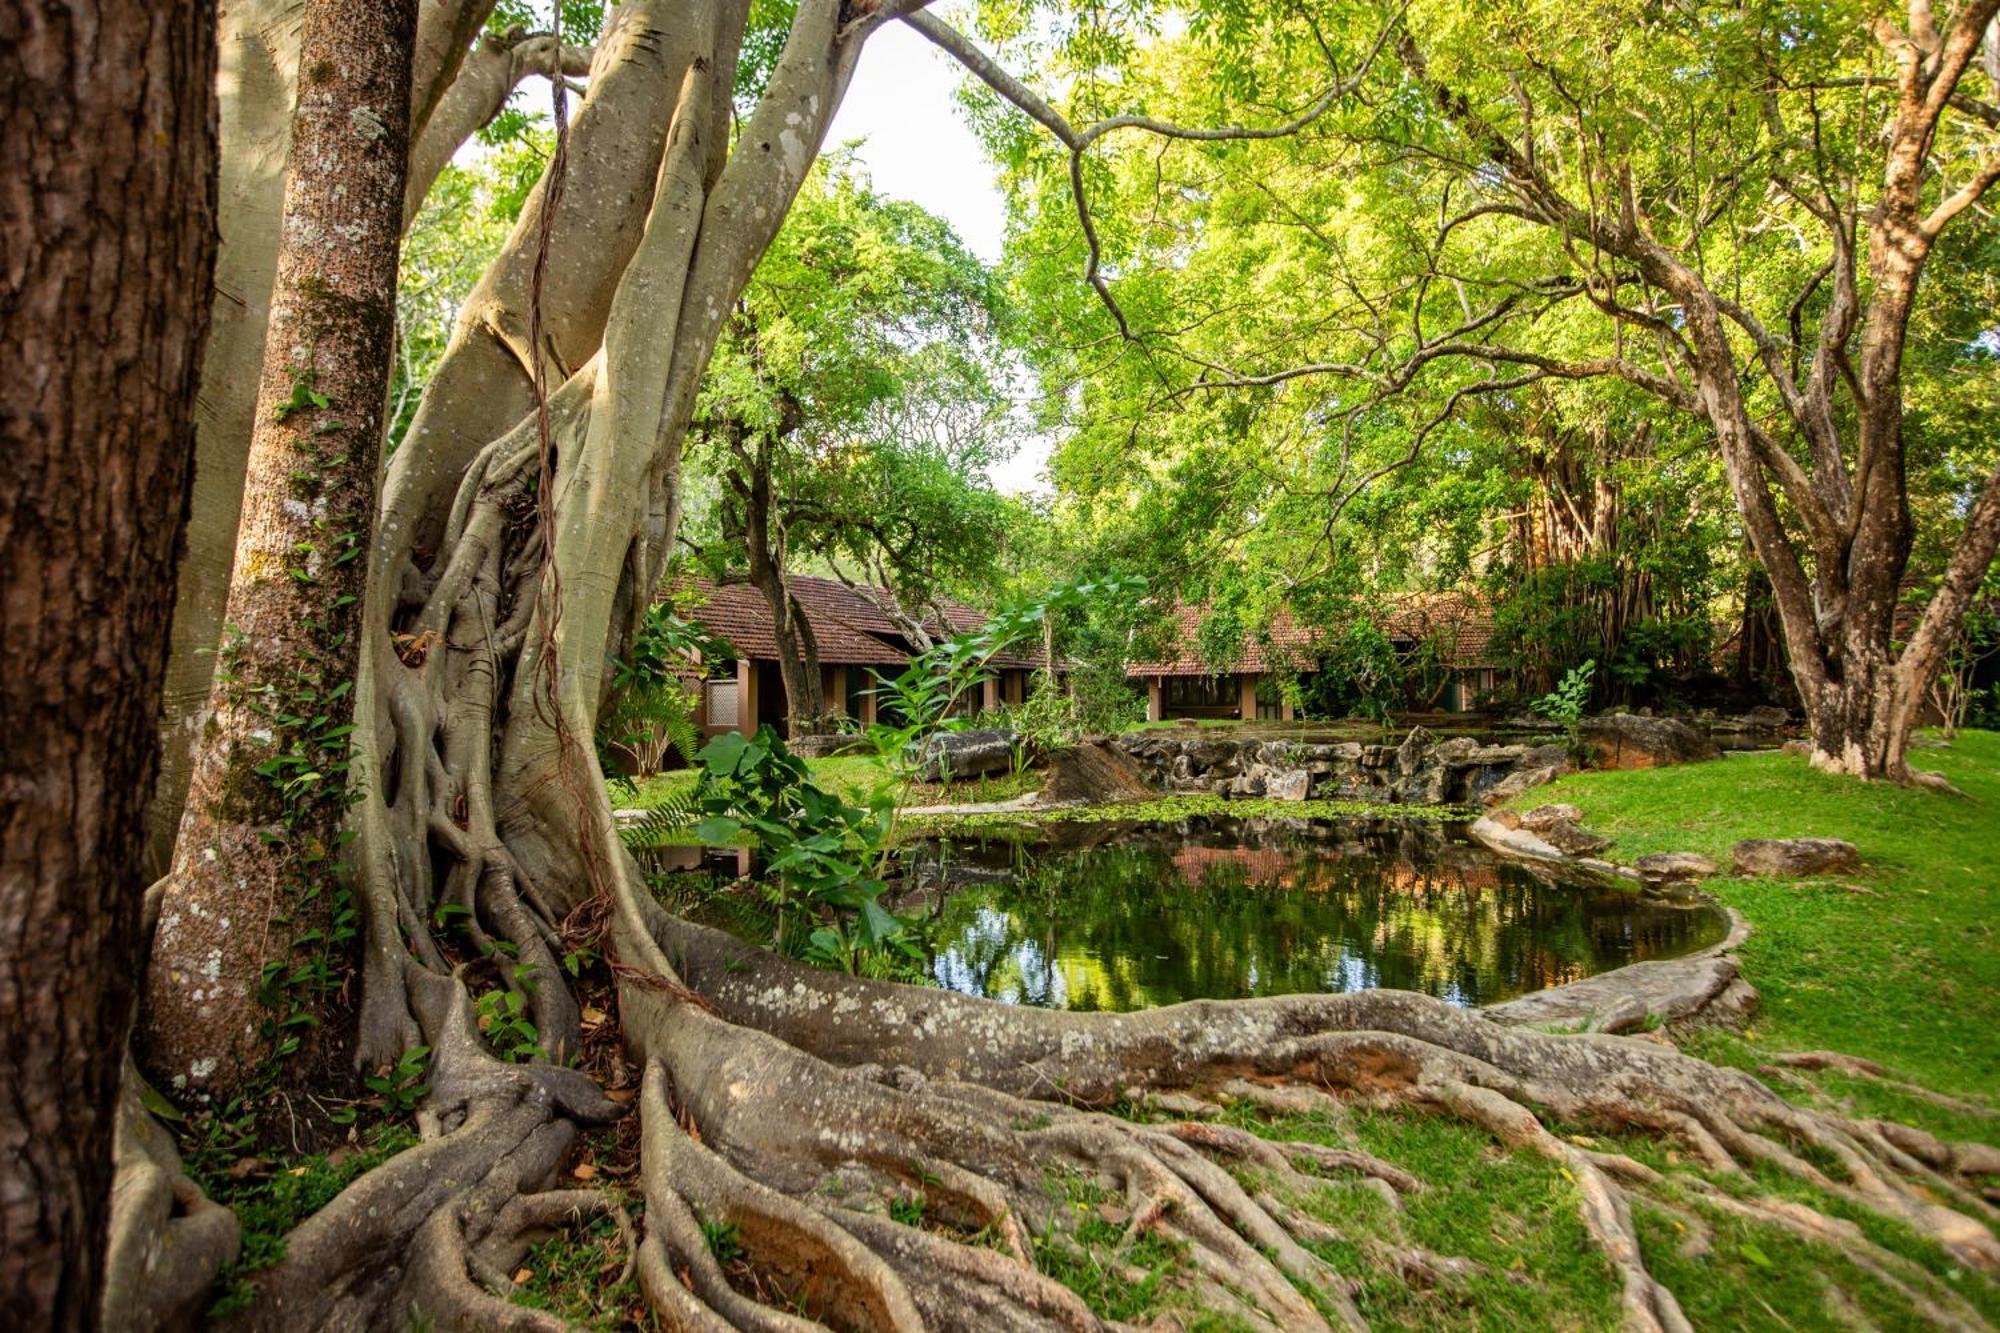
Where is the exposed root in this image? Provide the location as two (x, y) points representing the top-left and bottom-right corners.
(103, 1060), (242, 1331)
(1768, 1050), (1998, 1119)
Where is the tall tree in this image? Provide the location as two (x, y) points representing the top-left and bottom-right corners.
(93, 3), (2000, 1326)
(143, 0), (419, 1097)
(0, 3), (218, 1325)
(148, 0), (588, 869)
(956, 0), (2000, 780)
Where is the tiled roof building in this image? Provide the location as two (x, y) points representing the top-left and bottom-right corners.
(1126, 593), (1504, 720)
(659, 573), (1044, 738)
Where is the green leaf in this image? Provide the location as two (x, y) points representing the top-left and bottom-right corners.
(692, 816), (743, 846)
(857, 896), (903, 948)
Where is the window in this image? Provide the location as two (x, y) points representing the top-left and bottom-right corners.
(1162, 674), (1239, 715)
(705, 679), (738, 729)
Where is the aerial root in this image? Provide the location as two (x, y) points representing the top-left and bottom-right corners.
(1159, 1118), (1421, 1196)
(1418, 1079), (1692, 1333)
(103, 1061), (243, 1331)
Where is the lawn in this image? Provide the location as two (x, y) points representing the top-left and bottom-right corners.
(1519, 730), (2000, 1120)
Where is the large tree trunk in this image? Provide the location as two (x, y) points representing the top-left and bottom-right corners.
(0, 3), (218, 1324)
(143, 0), (418, 1102)
(91, 4), (2000, 1327)
(149, 0), (520, 872)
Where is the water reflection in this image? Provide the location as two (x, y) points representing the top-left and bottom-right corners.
(903, 817), (1725, 1012)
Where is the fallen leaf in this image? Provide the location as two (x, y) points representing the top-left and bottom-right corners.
(605, 1088), (636, 1103)
(513, 1268), (534, 1285)
(581, 1006), (608, 1027)
(573, 1162), (598, 1181)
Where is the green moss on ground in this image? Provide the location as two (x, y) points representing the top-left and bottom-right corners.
(1519, 730), (2000, 1114)
(618, 755), (1037, 818)
(899, 793), (1465, 838)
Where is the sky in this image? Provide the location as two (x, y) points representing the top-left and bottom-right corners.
(825, 26), (1054, 497)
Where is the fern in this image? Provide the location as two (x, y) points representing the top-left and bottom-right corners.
(601, 678), (701, 775)
(618, 784), (700, 848)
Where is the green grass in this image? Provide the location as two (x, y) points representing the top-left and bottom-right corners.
(1518, 730), (2000, 1115)
(899, 791), (1466, 839)
(1233, 1105), (1623, 1331)
(197, 1125), (418, 1319)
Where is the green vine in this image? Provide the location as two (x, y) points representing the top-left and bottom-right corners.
(203, 369), (373, 1115)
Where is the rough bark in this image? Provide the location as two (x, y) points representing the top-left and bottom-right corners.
(144, 0), (418, 1101)
(0, 3), (218, 1324)
(150, 0), (516, 871)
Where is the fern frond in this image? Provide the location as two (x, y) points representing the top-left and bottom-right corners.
(619, 785), (701, 848)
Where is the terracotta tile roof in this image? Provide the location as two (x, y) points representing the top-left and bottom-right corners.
(1124, 603), (1317, 676)
(1380, 592), (1500, 669)
(1126, 593), (1499, 677)
(679, 579), (908, 666)
(667, 574), (1045, 670)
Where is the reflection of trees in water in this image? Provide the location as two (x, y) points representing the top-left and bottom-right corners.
(919, 817), (1726, 1012)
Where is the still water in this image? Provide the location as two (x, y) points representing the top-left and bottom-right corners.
(897, 816), (1726, 1012)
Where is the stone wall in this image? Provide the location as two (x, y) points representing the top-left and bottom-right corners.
(1113, 727), (1571, 807)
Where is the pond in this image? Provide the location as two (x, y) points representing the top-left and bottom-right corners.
(894, 816), (1727, 1012)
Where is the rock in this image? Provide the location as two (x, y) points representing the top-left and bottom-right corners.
(1740, 705), (1790, 729)
(912, 728), (1018, 784)
(1395, 725), (1434, 776)
(1780, 739), (1811, 757)
(1228, 774), (1267, 798)
(1731, 837), (1858, 878)
(1039, 740), (1155, 804)
(1518, 803), (1583, 832)
(1264, 769), (1313, 802)
(1633, 852), (1720, 884)
(1578, 714), (1722, 769)
(1538, 819), (1612, 857)
(1480, 762), (1568, 807)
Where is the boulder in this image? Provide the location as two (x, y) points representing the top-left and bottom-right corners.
(1740, 705), (1790, 729)
(1039, 740), (1156, 804)
(1263, 769), (1314, 802)
(1518, 803), (1583, 832)
(1480, 760), (1569, 807)
(1538, 819), (1613, 857)
(1732, 837), (1858, 878)
(1395, 725), (1434, 776)
(1633, 852), (1720, 884)
(1578, 714), (1721, 769)
(912, 728), (1018, 784)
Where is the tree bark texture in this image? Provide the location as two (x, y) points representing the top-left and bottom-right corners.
(0, 3), (218, 1325)
(150, 0), (515, 872)
(144, 0), (418, 1102)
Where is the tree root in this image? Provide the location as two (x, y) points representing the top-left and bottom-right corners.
(1767, 1049), (1999, 1119)
(102, 1060), (242, 1331)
